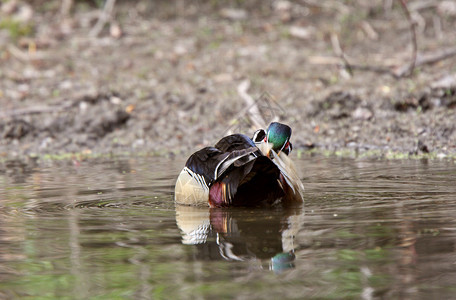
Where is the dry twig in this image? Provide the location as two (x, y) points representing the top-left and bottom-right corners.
(0, 91), (115, 119)
(237, 80), (267, 129)
(322, 1), (418, 78)
(301, 0), (349, 14)
(7, 44), (47, 62)
(0, 100), (76, 119)
(360, 21), (379, 40)
(330, 33), (353, 76)
(60, 0), (73, 18)
(396, 0), (418, 77)
(319, 1), (456, 79)
(413, 46), (456, 67)
(90, 0), (116, 37)
(313, 45), (456, 78)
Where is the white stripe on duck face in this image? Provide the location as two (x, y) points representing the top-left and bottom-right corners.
(184, 167), (210, 191)
(279, 137), (290, 153)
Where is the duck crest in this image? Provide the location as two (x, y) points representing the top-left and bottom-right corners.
(174, 123), (304, 207)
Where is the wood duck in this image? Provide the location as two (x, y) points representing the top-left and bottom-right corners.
(174, 122), (304, 207)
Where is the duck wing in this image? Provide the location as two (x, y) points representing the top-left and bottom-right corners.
(214, 133), (257, 152)
(185, 145), (259, 185)
(178, 134), (263, 206)
(176, 133), (292, 207)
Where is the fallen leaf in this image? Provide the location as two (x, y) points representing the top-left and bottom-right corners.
(125, 104), (135, 113)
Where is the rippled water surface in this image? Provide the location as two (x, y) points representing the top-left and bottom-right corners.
(1, 156), (456, 299)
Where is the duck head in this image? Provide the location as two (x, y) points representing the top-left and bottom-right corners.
(266, 122), (293, 155)
(252, 122), (293, 155)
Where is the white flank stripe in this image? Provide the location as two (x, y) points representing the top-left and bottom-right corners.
(184, 167), (209, 190)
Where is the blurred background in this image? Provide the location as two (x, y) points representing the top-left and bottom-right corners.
(1, 0), (455, 157)
(1, 3), (456, 299)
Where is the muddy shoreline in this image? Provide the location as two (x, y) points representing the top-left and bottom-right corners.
(1, 1), (455, 161)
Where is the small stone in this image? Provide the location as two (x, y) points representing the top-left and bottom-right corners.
(110, 96), (122, 105)
(79, 101), (88, 112)
(352, 107), (373, 120)
(110, 23), (122, 39)
(289, 26), (314, 39)
(220, 8), (248, 20)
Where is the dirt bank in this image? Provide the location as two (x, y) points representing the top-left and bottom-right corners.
(1, 1), (455, 160)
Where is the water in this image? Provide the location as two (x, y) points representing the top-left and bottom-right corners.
(0, 156), (455, 299)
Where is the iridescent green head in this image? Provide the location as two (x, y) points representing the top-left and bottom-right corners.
(266, 122), (292, 155)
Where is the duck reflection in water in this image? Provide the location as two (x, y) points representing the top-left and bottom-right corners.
(175, 205), (303, 273)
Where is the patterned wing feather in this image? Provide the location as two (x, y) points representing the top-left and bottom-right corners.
(269, 150), (304, 202)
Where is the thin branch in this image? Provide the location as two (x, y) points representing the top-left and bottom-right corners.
(330, 33), (353, 76)
(408, 0), (438, 11)
(384, 0), (394, 14)
(341, 64), (393, 75)
(317, 1), (456, 79)
(415, 46), (456, 67)
(0, 100), (76, 119)
(396, 0), (418, 77)
(60, 0), (73, 18)
(311, 45), (456, 78)
(301, 0), (350, 14)
(237, 79), (266, 129)
(432, 15), (443, 39)
(7, 44), (47, 62)
(0, 91), (118, 119)
(361, 21), (379, 40)
(89, 0), (116, 37)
